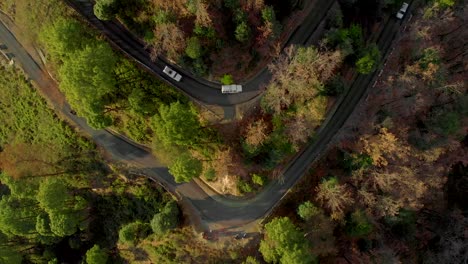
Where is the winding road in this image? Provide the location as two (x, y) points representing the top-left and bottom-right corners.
(0, 1), (411, 233)
(66, 0), (336, 107)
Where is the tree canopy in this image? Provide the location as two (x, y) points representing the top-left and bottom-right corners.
(85, 245), (108, 264)
(151, 102), (202, 147)
(168, 153), (203, 183)
(259, 217), (315, 264)
(59, 42), (117, 128)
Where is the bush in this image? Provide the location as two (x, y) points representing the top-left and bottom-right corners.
(220, 74), (234, 85)
(204, 168), (216, 181)
(322, 75), (347, 96)
(185, 37), (203, 59)
(237, 179), (253, 193)
(94, 0), (117, 21)
(356, 44), (380, 74)
(235, 22), (251, 43)
(251, 174), (266, 186)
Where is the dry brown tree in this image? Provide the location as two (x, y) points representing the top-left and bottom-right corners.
(244, 118), (269, 147)
(315, 177), (353, 221)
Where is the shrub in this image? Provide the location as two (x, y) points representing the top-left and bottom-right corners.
(251, 174), (266, 186)
(94, 0), (117, 21)
(185, 37), (202, 59)
(220, 74), (234, 85)
(235, 21), (251, 43)
(237, 179), (253, 193)
(204, 168), (216, 181)
(356, 44), (380, 74)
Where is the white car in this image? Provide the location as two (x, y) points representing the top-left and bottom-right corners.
(163, 66), (182, 82)
(396, 2), (409, 19)
(221, 84), (242, 94)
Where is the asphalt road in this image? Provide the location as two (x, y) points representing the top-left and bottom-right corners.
(0, 2), (408, 232)
(66, 0), (336, 106)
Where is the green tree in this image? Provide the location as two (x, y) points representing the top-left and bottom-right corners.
(429, 111), (460, 136)
(0, 247), (22, 264)
(59, 42), (117, 128)
(345, 210), (373, 237)
(39, 18), (90, 60)
(118, 221), (149, 246)
(297, 201), (320, 221)
(235, 21), (251, 43)
(85, 245), (108, 264)
(37, 179), (86, 237)
(150, 201), (179, 235)
(259, 217), (315, 264)
(356, 44), (380, 74)
(0, 196), (39, 237)
(185, 37), (203, 59)
(168, 153), (202, 183)
(243, 256), (260, 264)
(151, 102), (202, 147)
(94, 0), (118, 21)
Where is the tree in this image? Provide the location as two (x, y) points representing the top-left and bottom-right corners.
(150, 201), (179, 235)
(0, 247), (22, 264)
(151, 22), (186, 61)
(36, 179), (86, 237)
(220, 74), (234, 85)
(356, 44), (380, 74)
(244, 119), (269, 147)
(345, 210), (373, 237)
(39, 18), (90, 60)
(259, 217), (315, 264)
(262, 46), (343, 114)
(85, 245), (108, 264)
(0, 196), (39, 237)
(235, 21), (251, 43)
(94, 0), (117, 21)
(151, 102), (202, 148)
(315, 177), (353, 220)
(360, 128), (409, 167)
(300, 205), (337, 257)
(297, 201), (320, 221)
(243, 256), (260, 264)
(118, 221), (149, 246)
(168, 153), (202, 183)
(185, 37), (203, 59)
(59, 42), (117, 128)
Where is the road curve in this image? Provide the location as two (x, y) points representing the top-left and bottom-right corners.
(65, 0), (336, 106)
(0, 2), (409, 231)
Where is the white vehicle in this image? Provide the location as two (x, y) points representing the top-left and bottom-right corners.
(396, 2), (409, 19)
(221, 84), (242, 94)
(163, 66), (182, 82)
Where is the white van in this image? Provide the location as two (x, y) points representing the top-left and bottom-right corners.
(221, 84), (242, 94)
(163, 66), (182, 82)
(396, 2), (409, 19)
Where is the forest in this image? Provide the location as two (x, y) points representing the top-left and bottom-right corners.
(0, 0), (466, 263)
